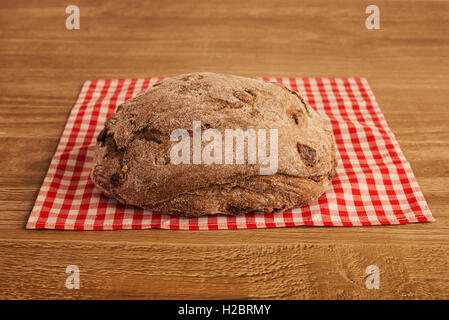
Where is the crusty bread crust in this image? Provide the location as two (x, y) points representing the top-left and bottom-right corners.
(91, 72), (337, 216)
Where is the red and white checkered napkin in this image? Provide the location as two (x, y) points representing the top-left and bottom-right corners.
(26, 77), (434, 230)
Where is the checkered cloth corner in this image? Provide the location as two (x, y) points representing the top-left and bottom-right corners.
(26, 77), (434, 230)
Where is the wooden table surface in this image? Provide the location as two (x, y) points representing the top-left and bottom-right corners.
(1, 0), (448, 299)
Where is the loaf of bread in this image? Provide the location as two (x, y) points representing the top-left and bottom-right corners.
(91, 72), (337, 216)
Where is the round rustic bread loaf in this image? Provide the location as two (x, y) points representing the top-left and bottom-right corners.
(91, 72), (337, 216)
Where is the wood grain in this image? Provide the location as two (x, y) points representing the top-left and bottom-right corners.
(0, 0), (448, 299)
